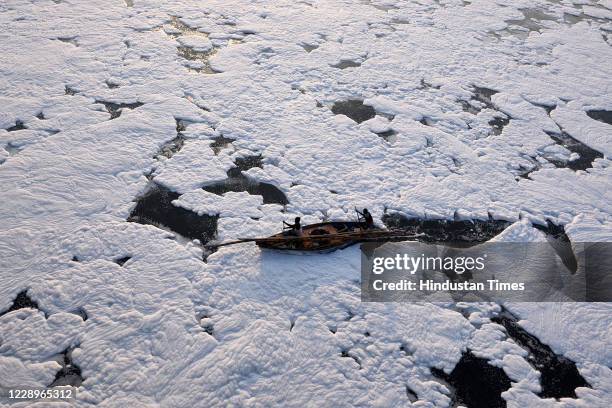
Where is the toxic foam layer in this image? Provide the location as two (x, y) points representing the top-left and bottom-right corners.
(0, 0), (611, 407)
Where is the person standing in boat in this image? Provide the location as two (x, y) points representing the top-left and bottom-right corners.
(357, 208), (374, 229)
(283, 216), (302, 236)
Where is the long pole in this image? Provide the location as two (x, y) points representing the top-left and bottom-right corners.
(208, 229), (420, 248)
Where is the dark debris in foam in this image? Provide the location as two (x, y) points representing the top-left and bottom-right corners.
(128, 183), (218, 244)
(6, 120), (27, 132)
(71, 308), (88, 321)
(49, 346), (84, 387)
(564, 10), (612, 25)
(420, 78), (441, 90)
(331, 59), (362, 69)
(544, 130), (603, 171)
(405, 386), (418, 403)
(151, 119), (189, 161)
(169, 16), (208, 37)
(155, 135), (185, 160)
(175, 118), (188, 132)
(56, 36), (78, 46)
(359, 0), (399, 12)
(0, 290), (45, 318)
(460, 86), (498, 114)
(209, 134), (235, 155)
(232, 154), (263, 173)
(516, 163), (540, 180)
(472, 86), (498, 110)
(375, 128), (397, 142)
(492, 309), (590, 399)
(331, 100), (377, 124)
(420, 117), (434, 127)
(300, 43), (319, 53)
(106, 80), (120, 89)
(381, 213), (511, 244)
(203, 155), (289, 205)
(114, 256), (131, 266)
(177, 47), (218, 74)
(506, 9), (558, 33)
(531, 102), (556, 116)
(459, 86), (512, 135)
(431, 352), (512, 408)
(459, 100), (480, 115)
(340, 349), (362, 369)
(96, 100), (144, 120)
(489, 115), (510, 135)
(201, 322), (214, 336)
(65, 85), (78, 96)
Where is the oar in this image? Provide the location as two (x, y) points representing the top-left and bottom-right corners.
(209, 238), (261, 248)
(239, 229), (403, 243)
(207, 229), (419, 248)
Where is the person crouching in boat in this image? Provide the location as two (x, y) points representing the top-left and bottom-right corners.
(283, 217), (302, 236)
(357, 208), (374, 229)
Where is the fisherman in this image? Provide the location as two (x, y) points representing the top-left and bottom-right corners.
(357, 208), (374, 229)
(283, 216), (302, 236)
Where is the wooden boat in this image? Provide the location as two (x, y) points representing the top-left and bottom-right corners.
(211, 221), (421, 252)
(255, 221), (372, 251)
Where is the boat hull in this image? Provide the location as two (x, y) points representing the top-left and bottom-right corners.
(256, 221), (372, 251)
